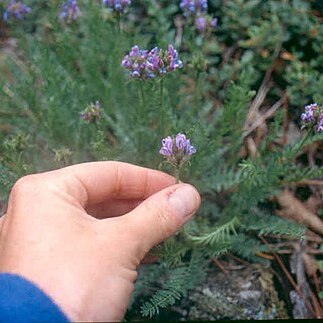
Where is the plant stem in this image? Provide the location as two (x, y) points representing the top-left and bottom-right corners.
(140, 81), (146, 118)
(292, 129), (312, 157)
(299, 129), (312, 149)
(174, 166), (180, 184)
(136, 82), (147, 156)
(160, 78), (165, 136)
(194, 70), (201, 112)
(116, 12), (121, 33)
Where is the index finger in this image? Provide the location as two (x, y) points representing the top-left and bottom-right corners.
(57, 161), (175, 206)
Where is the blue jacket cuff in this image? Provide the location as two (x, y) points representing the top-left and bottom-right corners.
(0, 273), (69, 322)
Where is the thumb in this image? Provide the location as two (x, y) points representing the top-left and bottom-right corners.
(120, 183), (201, 257)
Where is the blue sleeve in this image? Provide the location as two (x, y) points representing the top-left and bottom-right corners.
(0, 273), (69, 323)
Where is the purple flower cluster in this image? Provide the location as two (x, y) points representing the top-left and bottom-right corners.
(318, 118), (323, 133)
(80, 101), (101, 123)
(301, 103), (323, 133)
(180, 0), (217, 33)
(180, 0), (208, 16)
(121, 45), (183, 79)
(195, 15), (217, 32)
(3, 0), (31, 21)
(59, 0), (80, 22)
(160, 133), (196, 166)
(102, 0), (131, 13)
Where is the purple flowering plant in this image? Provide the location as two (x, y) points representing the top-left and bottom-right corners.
(59, 0), (80, 23)
(102, 0), (131, 14)
(160, 133), (196, 183)
(122, 44), (183, 137)
(180, 0), (217, 34)
(301, 103), (323, 133)
(3, 0), (31, 21)
(80, 101), (101, 124)
(180, 0), (208, 17)
(121, 44), (183, 80)
(195, 15), (217, 32)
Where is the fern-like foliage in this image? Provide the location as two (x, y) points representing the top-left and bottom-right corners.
(242, 211), (306, 238)
(211, 83), (255, 164)
(229, 133), (323, 216)
(128, 264), (162, 311)
(230, 233), (269, 262)
(185, 217), (240, 246)
(281, 165), (323, 185)
(205, 241), (232, 258)
(140, 251), (205, 318)
(140, 267), (187, 318)
(202, 166), (243, 193)
(159, 235), (191, 268)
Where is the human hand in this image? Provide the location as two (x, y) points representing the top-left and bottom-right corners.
(0, 161), (200, 321)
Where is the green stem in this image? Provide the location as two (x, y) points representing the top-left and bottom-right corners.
(160, 78), (165, 136)
(294, 130), (312, 156)
(280, 130), (313, 176)
(116, 12), (121, 33)
(140, 82), (146, 115)
(136, 82), (147, 158)
(194, 71), (201, 110)
(174, 166), (180, 184)
(92, 119), (99, 130)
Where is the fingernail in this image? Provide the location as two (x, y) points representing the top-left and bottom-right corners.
(169, 185), (200, 219)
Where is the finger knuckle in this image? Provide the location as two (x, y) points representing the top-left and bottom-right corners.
(11, 174), (41, 197)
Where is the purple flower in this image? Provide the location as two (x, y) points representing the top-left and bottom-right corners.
(301, 103), (317, 123)
(3, 0), (31, 21)
(301, 103), (323, 133)
(180, 0), (208, 16)
(195, 15), (217, 32)
(160, 133), (196, 166)
(159, 136), (174, 156)
(102, 0), (131, 13)
(166, 44), (183, 71)
(80, 101), (101, 123)
(210, 17), (218, 28)
(195, 16), (207, 31)
(180, 1), (218, 34)
(121, 45), (149, 79)
(122, 45), (182, 79)
(60, 0), (80, 22)
(317, 115), (323, 133)
(175, 133), (196, 155)
(146, 47), (165, 76)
